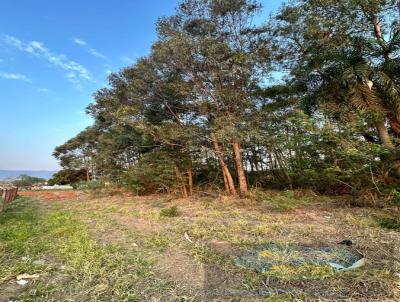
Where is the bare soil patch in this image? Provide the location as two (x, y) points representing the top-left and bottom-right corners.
(19, 190), (80, 201)
(157, 249), (206, 290)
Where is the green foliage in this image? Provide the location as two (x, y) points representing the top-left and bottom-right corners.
(3, 201), (153, 300)
(378, 217), (400, 230)
(123, 151), (177, 195)
(75, 180), (105, 190)
(235, 242), (360, 280)
(51, 0), (400, 202)
(47, 169), (88, 185)
(12, 174), (45, 187)
(0, 198), (152, 301)
(160, 205), (180, 218)
(266, 263), (335, 281)
(249, 189), (314, 211)
(253, 111), (392, 193)
(390, 190), (400, 205)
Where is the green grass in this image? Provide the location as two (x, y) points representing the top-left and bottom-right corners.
(249, 189), (315, 211)
(378, 217), (400, 230)
(266, 263), (335, 280)
(0, 197), (152, 301)
(0, 194), (397, 301)
(160, 205), (180, 218)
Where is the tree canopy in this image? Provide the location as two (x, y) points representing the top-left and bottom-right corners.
(53, 0), (400, 202)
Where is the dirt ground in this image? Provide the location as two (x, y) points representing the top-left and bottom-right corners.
(19, 190), (80, 201)
(1, 190), (399, 301)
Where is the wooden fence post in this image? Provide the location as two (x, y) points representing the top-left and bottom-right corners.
(0, 189), (3, 212)
(0, 187), (18, 212)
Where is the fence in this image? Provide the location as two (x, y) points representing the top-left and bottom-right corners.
(0, 187), (18, 212)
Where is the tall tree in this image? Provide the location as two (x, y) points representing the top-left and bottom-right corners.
(155, 0), (270, 196)
(271, 0), (400, 178)
(53, 127), (99, 182)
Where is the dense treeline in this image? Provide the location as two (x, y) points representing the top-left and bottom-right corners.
(52, 0), (400, 200)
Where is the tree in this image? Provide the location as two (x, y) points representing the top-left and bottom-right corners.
(48, 169), (88, 186)
(154, 0), (271, 196)
(271, 0), (400, 178)
(12, 174), (45, 187)
(52, 0), (400, 200)
(53, 126), (99, 181)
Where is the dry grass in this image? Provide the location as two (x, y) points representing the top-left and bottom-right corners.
(0, 190), (399, 301)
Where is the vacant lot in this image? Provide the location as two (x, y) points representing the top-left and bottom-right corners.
(1, 191), (399, 301)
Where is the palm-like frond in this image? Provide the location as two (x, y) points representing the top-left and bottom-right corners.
(348, 83), (382, 110)
(340, 62), (386, 113)
(342, 62), (373, 87)
(375, 71), (400, 118)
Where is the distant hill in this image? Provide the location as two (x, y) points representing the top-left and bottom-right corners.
(0, 170), (57, 180)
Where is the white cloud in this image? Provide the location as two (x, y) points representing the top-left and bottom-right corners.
(0, 71), (30, 82)
(73, 37), (87, 46)
(121, 56), (133, 63)
(102, 63), (113, 75)
(121, 53), (141, 64)
(88, 48), (107, 59)
(73, 37), (107, 60)
(3, 35), (92, 86)
(65, 72), (82, 88)
(37, 88), (50, 93)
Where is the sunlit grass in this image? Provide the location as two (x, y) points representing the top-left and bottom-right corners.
(0, 193), (398, 301)
(0, 197), (152, 301)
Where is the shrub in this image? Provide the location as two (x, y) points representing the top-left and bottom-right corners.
(378, 217), (400, 230)
(123, 151), (177, 195)
(48, 169), (88, 186)
(12, 174), (45, 187)
(160, 206), (180, 218)
(76, 180), (104, 190)
(249, 188), (314, 211)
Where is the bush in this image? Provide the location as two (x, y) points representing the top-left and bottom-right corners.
(378, 217), (400, 230)
(160, 206), (180, 218)
(12, 174), (45, 187)
(75, 180), (105, 190)
(48, 169), (88, 186)
(249, 188), (314, 211)
(123, 151), (177, 195)
(256, 113), (392, 196)
(390, 190), (400, 205)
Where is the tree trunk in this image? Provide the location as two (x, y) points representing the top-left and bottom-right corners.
(375, 121), (400, 178)
(248, 151), (254, 174)
(175, 165), (188, 198)
(375, 121), (394, 149)
(221, 167), (230, 193)
(388, 114), (400, 136)
(86, 167), (90, 182)
(187, 166), (193, 196)
(232, 142), (248, 196)
(211, 133), (237, 196)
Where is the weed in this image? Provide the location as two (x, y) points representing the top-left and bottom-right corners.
(266, 263), (335, 280)
(0, 197), (152, 301)
(143, 232), (170, 251)
(160, 205), (180, 218)
(378, 217), (400, 230)
(2, 192), (397, 301)
(249, 189), (314, 211)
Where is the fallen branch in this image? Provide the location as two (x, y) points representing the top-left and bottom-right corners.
(184, 231), (193, 243)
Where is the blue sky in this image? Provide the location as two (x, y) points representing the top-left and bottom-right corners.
(0, 0), (283, 171)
